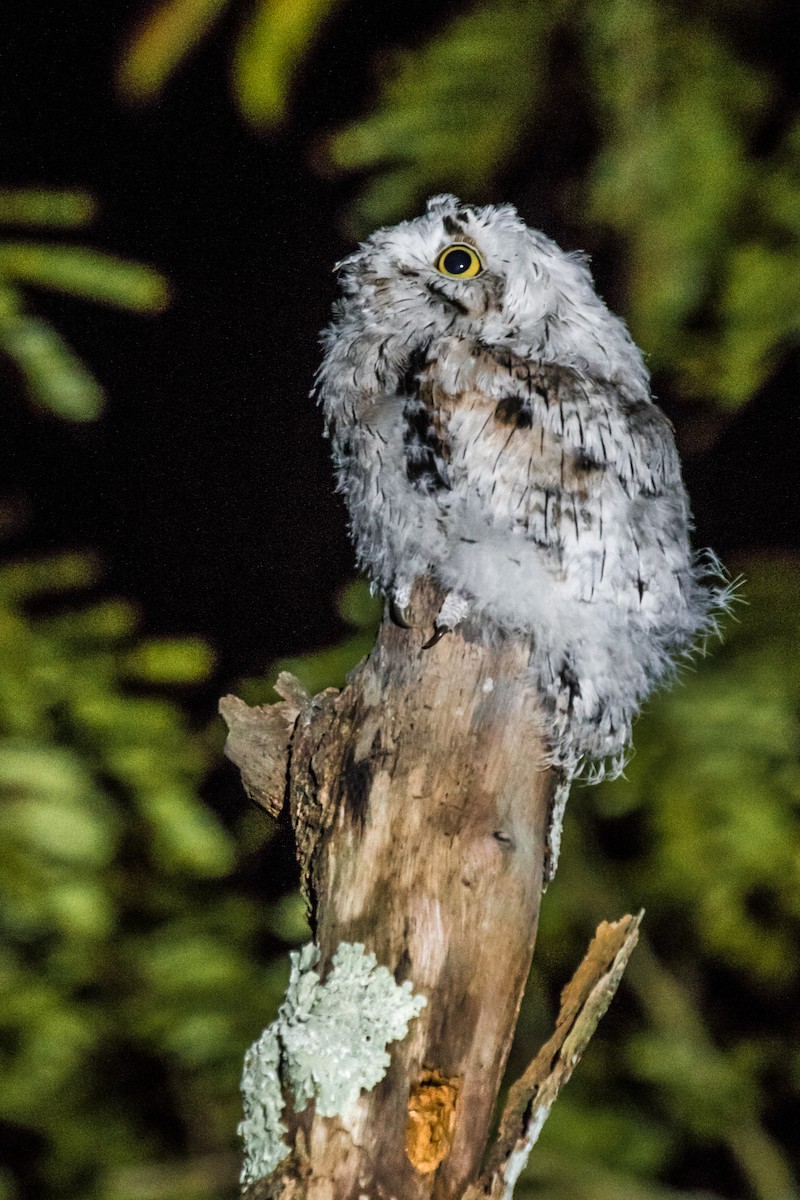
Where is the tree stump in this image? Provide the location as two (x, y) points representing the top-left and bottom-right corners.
(221, 580), (640, 1200)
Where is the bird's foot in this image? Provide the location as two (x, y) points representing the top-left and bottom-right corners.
(422, 626), (450, 649)
(421, 592), (470, 650)
(389, 581), (415, 629)
(389, 598), (414, 628)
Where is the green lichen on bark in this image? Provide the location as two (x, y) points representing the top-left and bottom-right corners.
(239, 941), (427, 1185)
(239, 1027), (288, 1186)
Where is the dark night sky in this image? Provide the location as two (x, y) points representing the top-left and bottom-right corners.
(2, 1), (798, 699)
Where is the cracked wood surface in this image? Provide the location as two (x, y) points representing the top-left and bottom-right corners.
(221, 579), (638, 1199)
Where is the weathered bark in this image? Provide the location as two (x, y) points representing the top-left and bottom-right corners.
(221, 579), (639, 1200)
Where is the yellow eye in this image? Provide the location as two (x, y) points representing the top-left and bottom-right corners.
(435, 243), (483, 279)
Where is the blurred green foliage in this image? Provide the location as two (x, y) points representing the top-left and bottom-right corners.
(325, 0), (564, 233)
(117, 0), (343, 128)
(116, 0), (231, 106)
(233, 0), (346, 129)
(116, 0), (800, 411)
(7, 549), (797, 1199)
(323, 0), (800, 411)
(0, 189), (168, 420)
(523, 556), (800, 1200)
(327, 0), (565, 235)
(0, 542), (310, 1200)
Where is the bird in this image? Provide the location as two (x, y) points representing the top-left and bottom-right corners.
(316, 194), (729, 783)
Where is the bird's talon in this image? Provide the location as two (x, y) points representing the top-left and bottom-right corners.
(422, 626), (450, 649)
(390, 599), (414, 629)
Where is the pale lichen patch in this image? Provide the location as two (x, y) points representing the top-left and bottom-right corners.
(282, 942), (427, 1117)
(238, 1026), (288, 1186)
(239, 942), (427, 1186)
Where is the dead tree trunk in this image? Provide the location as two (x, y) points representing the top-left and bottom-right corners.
(221, 580), (640, 1200)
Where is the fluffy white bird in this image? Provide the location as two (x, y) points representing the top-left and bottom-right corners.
(317, 194), (728, 782)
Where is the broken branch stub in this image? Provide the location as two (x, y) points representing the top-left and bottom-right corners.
(219, 685), (297, 818)
(469, 911), (643, 1200)
(220, 580), (640, 1199)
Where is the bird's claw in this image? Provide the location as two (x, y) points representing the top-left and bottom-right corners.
(422, 625), (451, 650)
(389, 599), (414, 629)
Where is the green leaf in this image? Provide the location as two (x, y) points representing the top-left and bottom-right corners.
(140, 787), (235, 876)
(0, 552), (102, 600)
(601, 557), (800, 986)
(267, 631), (376, 697)
(0, 205), (169, 421)
(0, 308), (104, 419)
(0, 244), (169, 312)
(0, 189), (97, 230)
(137, 934), (247, 996)
(233, 0), (344, 129)
(336, 578), (382, 629)
(539, 1099), (671, 1178)
(1, 794), (116, 867)
(0, 548), (273, 1195)
(125, 637), (215, 685)
(0, 1166), (19, 1200)
(38, 600), (140, 646)
(627, 1031), (755, 1138)
(160, 1011), (237, 1064)
(711, 241), (800, 407)
(324, 0), (797, 415)
(324, 0), (566, 234)
(116, 0), (232, 104)
(266, 892), (311, 944)
(519, 1147), (718, 1200)
(46, 880), (115, 939)
(584, 0), (785, 408)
